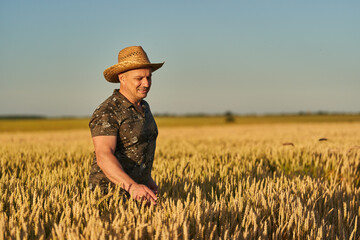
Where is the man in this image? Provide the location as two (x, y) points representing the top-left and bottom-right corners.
(88, 46), (164, 205)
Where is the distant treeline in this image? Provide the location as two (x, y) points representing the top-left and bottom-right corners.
(153, 111), (360, 117)
(0, 111), (359, 120)
(0, 115), (87, 120)
(0, 115), (46, 120)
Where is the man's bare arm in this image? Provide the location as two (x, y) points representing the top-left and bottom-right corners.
(92, 136), (157, 204)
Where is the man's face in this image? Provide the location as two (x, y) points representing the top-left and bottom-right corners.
(119, 68), (152, 103)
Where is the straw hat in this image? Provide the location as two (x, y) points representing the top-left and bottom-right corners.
(103, 46), (164, 83)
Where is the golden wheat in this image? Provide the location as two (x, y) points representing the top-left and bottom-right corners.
(0, 123), (359, 239)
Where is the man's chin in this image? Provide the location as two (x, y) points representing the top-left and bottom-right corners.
(138, 92), (148, 98)
(137, 94), (147, 100)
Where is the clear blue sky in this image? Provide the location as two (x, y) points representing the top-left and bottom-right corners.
(1, 0), (359, 116)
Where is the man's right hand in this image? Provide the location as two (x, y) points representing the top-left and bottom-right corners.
(128, 183), (157, 205)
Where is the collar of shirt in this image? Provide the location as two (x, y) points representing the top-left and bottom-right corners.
(112, 89), (147, 112)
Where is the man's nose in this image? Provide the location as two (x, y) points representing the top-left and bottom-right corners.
(142, 78), (151, 87)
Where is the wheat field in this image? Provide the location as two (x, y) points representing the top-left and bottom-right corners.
(0, 122), (359, 239)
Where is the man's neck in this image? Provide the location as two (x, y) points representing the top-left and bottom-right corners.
(118, 89), (142, 108)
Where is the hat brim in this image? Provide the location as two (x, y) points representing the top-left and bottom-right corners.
(103, 62), (164, 83)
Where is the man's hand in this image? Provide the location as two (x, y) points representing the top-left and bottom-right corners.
(148, 177), (158, 195)
(128, 183), (157, 205)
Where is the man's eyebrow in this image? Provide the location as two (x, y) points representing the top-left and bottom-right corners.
(134, 74), (152, 78)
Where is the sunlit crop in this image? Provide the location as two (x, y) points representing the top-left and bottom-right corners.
(0, 122), (359, 239)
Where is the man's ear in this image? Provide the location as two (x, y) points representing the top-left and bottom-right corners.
(118, 73), (124, 83)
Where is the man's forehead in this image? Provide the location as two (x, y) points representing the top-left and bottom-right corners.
(129, 68), (152, 74)
(123, 68), (152, 77)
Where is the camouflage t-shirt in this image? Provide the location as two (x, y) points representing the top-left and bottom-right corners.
(88, 89), (158, 194)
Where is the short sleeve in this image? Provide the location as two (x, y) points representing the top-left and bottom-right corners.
(89, 104), (119, 137)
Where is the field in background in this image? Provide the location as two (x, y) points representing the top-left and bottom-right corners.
(0, 118), (359, 239)
(1, 114), (360, 132)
